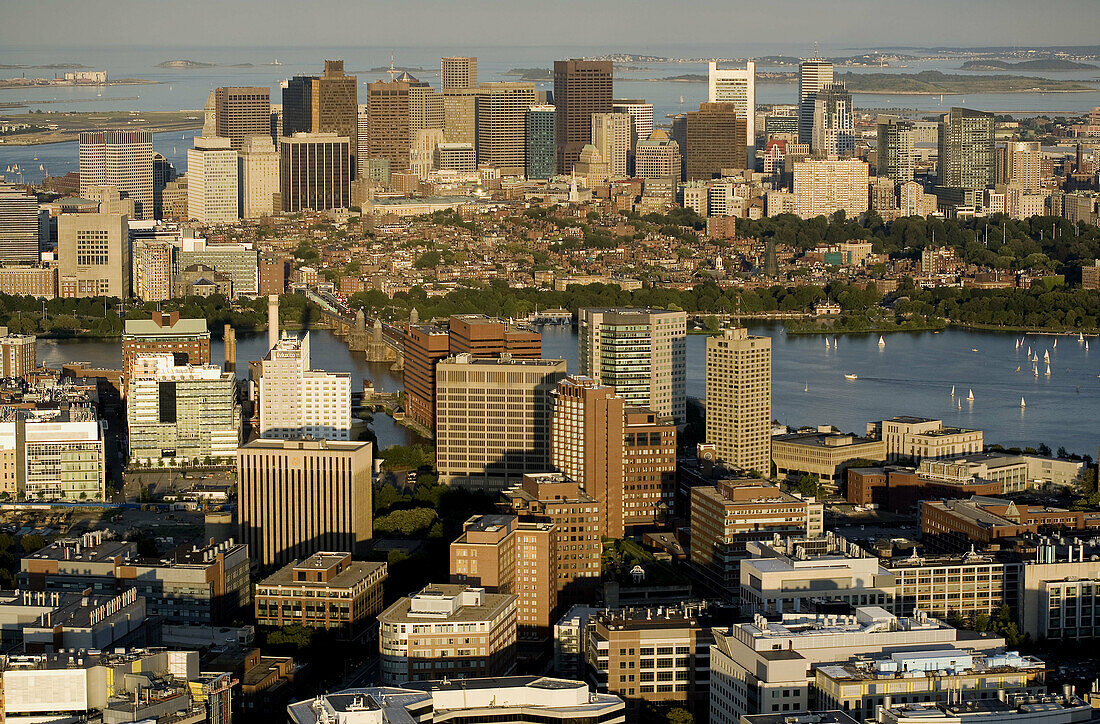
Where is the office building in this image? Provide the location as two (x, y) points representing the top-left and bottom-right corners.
(613, 99), (655, 170)
(435, 354), (566, 491)
(186, 136), (238, 224)
(122, 312), (210, 395)
(78, 130), (153, 220)
(434, 141), (476, 171)
(0, 408), (106, 501)
(591, 112), (632, 179)
(21, 531), (250, 624)
(882, 549), (1019, 620)
(705, 328), (771, 474)
(708, 61), (756, 157)
(448, 314), (542, 357)
(798, 56), (834, 146)
(238, 135), (279, 218)
(126, 353), (240, 465)
(477, 82), (537, 176)
(410, 128), (443, 180)
(1020, 539), (1100, 642)
(0, 184), (44, 262)
(526, 105), (556, 179)
(550, 376), (677, 537)
(877, 115), (915, 185)
(867, 416), (983, 462)
(130, 238), (174, 301)
(259, 331), (351, 440)
(0, 265), (56, 298)
(685, 102), (748, 179)
(635, 129), (682, 180)
(279, 132), (352, 212)
(407, 74), (445, 141)
(0, 332), (36, 378)
(771, 430), (885, 489)
(365, 79), (411, 173)
(791, 158), (870, 219)
(554, 59), (613, 173)
(378, 584), (518, 685)
(442, 87), (481, 146)
(938, 107), (996, 191)
(237, 438), (373, 567)
(921, 497), (1100, 552)
(5, 588), (146, 652)
(56, 212), (129, 298)
(254, 552), (387, 636)
(214, 86), (271, 150)
(177, 234), (258, 296)
(282, 60), (358, 168)
(441, 56), (478, 90)
(152, 152), (176, 218)
(578, 308), (687, 423)
(811, 83), (854, 158)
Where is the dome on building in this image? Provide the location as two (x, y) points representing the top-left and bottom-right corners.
(395, 71), (420, 83)
(578, 144), (604, 164)
(472, 182), (488, 197)
(647, 128), (670, 142)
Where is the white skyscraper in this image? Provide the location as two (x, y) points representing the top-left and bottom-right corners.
(612, 99), (655, 151)
(78, 130), (153, 220)
(798, 56), (834, 147)
(259, 332), (352, 441)
(591, 112), (633, 179)
(708, 61), (756, 158)
(186, 136), (239, 224)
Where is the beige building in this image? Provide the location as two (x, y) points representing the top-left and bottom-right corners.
(57, 212), (129, 298)
(365, 79), (411, 173)
(476, 83), (536, 176)
(78, 130), (153, 220)
(592, 112), (633, 179)
(238, 135), (279, 219)
(0, 265), (56, 298)
(442, 88), (482, 146)
(378, 584), (517, 685)
(868, 416), (983, 462)
(900, 180), (937, 217)
(131, 239), (174, 301)
(705, 328), (771, 475)
(883, 550), (1017, 619)
(259, 332), (351, 441)
(441, 56), (478, 90)
(236, 438), (373, 567)
(0, 333), (36, 378)
(410, 128), (444, 180)
(187, 136), (238, 224)
(792, 158), (869, 219)
(771, 430), (885, 488)
(0, 410), (106, 501)
(636, 129), (682, 180)
(435, 354), (567, 491)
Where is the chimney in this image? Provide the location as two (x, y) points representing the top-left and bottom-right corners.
(224, 325), (236, 374)
(267, 295), (279, 350)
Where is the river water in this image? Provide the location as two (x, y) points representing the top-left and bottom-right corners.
(38, 326), (1100, 457)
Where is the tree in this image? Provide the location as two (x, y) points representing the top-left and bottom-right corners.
(267, 624), (314, 651)
(20, 534), (46, 554)
(666, 708), (695, 724)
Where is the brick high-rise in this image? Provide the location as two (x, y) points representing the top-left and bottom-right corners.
(553, 59), (612, 174)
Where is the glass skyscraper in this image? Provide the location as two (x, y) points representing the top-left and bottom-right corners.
(526, 105), (556, 180)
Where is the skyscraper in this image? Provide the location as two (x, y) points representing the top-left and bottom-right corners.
(259, 331), (352, 441)
(442, 87), (482, 146)
(214, 86), (271, 150)
(938, 107), (995, 192)
(279, 133), (351, 212)
(525, 105), (556, 180)
(407, 73), (445, 140)
(441, 56), (478, 91)
(877, 115), (915, 185)
(0, 184), (43, 263)
(705, 327), (772, 475)
(591, 112), (632, 179)
(810, 82), (854, 158)
(365, 79), (411, 173)
(792, 158), (870, 219)
(78, 130), (153, 220)
(553, 59), (613, 174)
(186, 136), (239, 224)
(798, 56), (834, 146)
(56, 213), (129, 298)
(684, 102), (748, 180)
(281, 61), (358, 173)
(707, 61), (756, 158)
(612, 99), (655, 151)
(634, 129), (681, 180)
(578, 308), (687, 424)
(999, 140), (1042, 192)
(476, 82), (537, 176)
(238, 135), (280, 219)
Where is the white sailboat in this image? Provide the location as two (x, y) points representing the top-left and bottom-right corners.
(825, 338), (829, 349)
(967, 389), (975, 401)
(1020, 397), (1026, 408)
(803, 382), (809, 392)
(1045, 364), (1051, 377)
(1079, 333), (1085, 343)
(1015, 339), (1020, 349)
(878, 335), (886, 347)
(1044, 350), (1050, 362)
(1033, 365), (1039, 377)
(957, 399), (962, 410)
(950, 385), (956, 397)
(1053, 339), (1058, 349)
(1027, 346), (1032, 355)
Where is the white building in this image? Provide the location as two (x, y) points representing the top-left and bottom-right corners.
(187, 136), (239, 224)
(877, 694), (1091, 724)
(78, 130), (153, 221)
(238, 135), (280, 219)
(709, 61), (756, 158)
(0, 408), (106, 501)
(591, 112), (633, 179)
(259, 332), (351, 441)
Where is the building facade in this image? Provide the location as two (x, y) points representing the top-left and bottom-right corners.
(705, 328), (772, 474)
(78, 130), (153, 220)
(279, 133), (352, 212)
(554, 60), (613, 174)
(254, 552), (386, 636)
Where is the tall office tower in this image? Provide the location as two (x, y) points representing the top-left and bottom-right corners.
(281, 61), (358, 171)
(186, 136), (239, 224)
(410, 129), (444, 180)
(78, 130), (153, 220)
(591, 112), (632, 178)
(131, 239), (175, 301)
(635, 129), (682, 180)
(876, 115), (915, 184)
(0, 184), (42, 262)
(705, 327), (772, 474)
(56, 213), (129, 298)
(476, 82), (537, 176)
(938, 107), (996, 191)
(0, 332), (36, 378)
(684, 102), (748, 180)
(553, 59), (613, 174)
(549, 376), (677, 538)
(279, 133), (351, 212)
(238, 135), (280, 219)
(791, 158), (870, 219)
(127, 353), (240, 466)
(798, 56), (834, 146)
(810, 82), (854, 158)
(237, 438), (373, 567)
(525, 105), (556, 179)
(708, 61), (756, 158)
(365, 79), (411, 173)
(356, 104), (370, 179)
(435, 354), (567, 491)
(442, 88), (481, 146)
(123, 312), (210, 394)
(214, 86), (271, 150)
(407, 75), (445, 140)
(1000, 140), (1042, 192)
(612, 99), (655, 153)
(441, 56), (478, 90)
(270, 103), (283, 140)
(152, 153), (175, 219)
(578, 308), (687, 424)
(259, 331), (352, 441)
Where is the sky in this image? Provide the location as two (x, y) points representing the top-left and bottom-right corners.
(3, 0), (1100, 51)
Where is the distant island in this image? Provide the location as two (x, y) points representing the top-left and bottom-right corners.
(959, 58), (1098, 71)
(504, 68), (552, 80)
(0, 63), (89, 70)
(157, 59), (215, 69)
(367, 65), (432, 73)
(835, 70), (1095, 94)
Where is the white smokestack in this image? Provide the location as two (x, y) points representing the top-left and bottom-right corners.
(268, 295), (279, 350)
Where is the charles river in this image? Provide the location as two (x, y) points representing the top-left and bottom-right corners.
(36, 326), (1100, 457)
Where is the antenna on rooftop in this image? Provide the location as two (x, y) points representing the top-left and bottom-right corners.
(387, 54), (399, 82)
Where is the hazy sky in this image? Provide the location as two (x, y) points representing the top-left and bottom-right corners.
(3, 0), (1099, 50)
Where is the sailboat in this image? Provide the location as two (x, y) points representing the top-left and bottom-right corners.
(950, 385), (956, 396)
(825, 338), (829, 349)
(1033, 365), (1039, 377)
(878, 335), (886, 347)
(1032, 354), (1039, 362)
(803, 382), (809, 392)
(1027, 346), (1032, 355)
(833, 338), (837, 348)
(1045, 364), (1051, 377)
(1079, 333), (1085, 343)
(1020, 397), (1026, 408)
(1015, 366), (1020, 372)
(1044, 350), (1050, 363)
(957, 399), (962, 410)
(1053, 339), (1058, 349)
(967, 389), (975, 401)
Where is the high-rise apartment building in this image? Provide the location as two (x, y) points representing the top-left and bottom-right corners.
(810, 82), (854, 158)
(798, 56), (834, 146)
(591, 112), (633, 179)
(877, 115), (915, 185)
(365, 79), (411, 174)
(126, 353), (240, 465)
(131, 239), (174, 301)
(0, 333), (35, 378)
(281, 60), (358, 171)
(526, 105), (556, 179)
(186, 136), (239, 224)
(0, 184), (44, 263)
(708, 61), (756, 158)
(259, 331), (351, 441)
(705, 327), (772, 474)
(938, 107), (995, 191)
(791, 158), (870, 219)
(612, 99), (655, 155)
(477, 82), (537, 176)
(78, 130), (153, 220)
(279, 133), (351, 212)
(578, 308), (687, 424)
(122, 312), (210, 394)
(553, 60), (613, 174)
(684, 102), (748, 179)
(214, 86), (271, 150)
(435, 354), (566, 491)
(441, 56), (478, 90)
(550, 376), (677, 537)
(635, 129), (682, 180)
(1000, 140), (1042, 192)
(238, 135), (279, 218)
(56, 212), (129, 298)
(237, 438), (373, 567)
